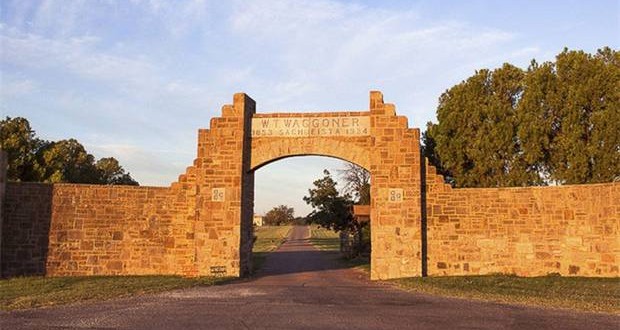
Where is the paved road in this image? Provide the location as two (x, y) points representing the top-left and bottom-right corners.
(2, 225), (618, 329)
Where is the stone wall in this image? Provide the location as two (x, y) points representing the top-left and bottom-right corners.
(191, 93), (255, 277)
(2, 182), (195, 277)
(425, 162), (619, 277)
(0, 93), (257, 279)
(368, 92), (423, 280)
(2, 183), (52, 276)
(1, 91), (617, 279)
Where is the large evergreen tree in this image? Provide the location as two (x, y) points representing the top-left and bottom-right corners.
(425, 47), (619, 187)
(533, 48), (619, 184)
(427, 63), (534, 187)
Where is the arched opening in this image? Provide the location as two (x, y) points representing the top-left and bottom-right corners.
(250, 155), (371, 277)
(251, 153), (369, 172)
(250, 138), (371, 171)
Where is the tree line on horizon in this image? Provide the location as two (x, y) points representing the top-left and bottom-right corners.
(423, 47), (619, 187)
(0, 117), (138, 185)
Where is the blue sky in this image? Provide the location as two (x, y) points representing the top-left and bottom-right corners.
(1, 0), (618, 215)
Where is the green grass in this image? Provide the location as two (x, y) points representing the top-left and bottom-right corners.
(391, 275), (620, 314)
(309, 226), (340, 251)
(253, 225), (293, 253)
(345, 256), (371, 271)
(0, 275), (228, 311)
(309, 227), (371, 271)
(252, 225), (293, 273)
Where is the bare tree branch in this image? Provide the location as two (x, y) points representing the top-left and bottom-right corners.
(337, 163), (370, 204)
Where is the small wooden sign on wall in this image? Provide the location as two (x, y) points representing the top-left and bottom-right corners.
(212, 188), (225, 201)
(388, 188), (403, 202)
(210, 265), (227, 276)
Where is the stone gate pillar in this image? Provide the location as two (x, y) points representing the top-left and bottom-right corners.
(369, 91), (423, 280)
(194, 93), (255, 277)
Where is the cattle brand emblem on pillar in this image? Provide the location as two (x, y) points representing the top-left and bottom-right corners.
(212, 188), (225, 201)
(388, 188), (404, 202)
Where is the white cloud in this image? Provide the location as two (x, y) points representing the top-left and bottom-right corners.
(87, 143), (193, 186)
(0, 23), (220, 186)
(225, 0), (520, 123)
(1, 24), (220, 119)
(0, 77), (37, 97)
(31, 0), (89, 37)
(0, 27), (156, 90)
(1, 0), (565, 194)
(230, 0), (359, 36)
(4, 0), (215, 39)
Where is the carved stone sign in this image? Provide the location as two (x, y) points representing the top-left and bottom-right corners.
(252, 116), (370, 137)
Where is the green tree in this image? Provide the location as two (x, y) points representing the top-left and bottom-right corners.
(430, 63), (533, 187)
(96, 157), (139, 185)
(303, 170), (353, 231)
(304, 170), (367, 256)
(426, 47), (620, 187)
(521, 48), (620, 184)
(0, 117), (45, 181)
(263, 205), (295, 226)
(37, 139), (100, 183)
(0, 116), (140, 185)
(422, 122), (453, 184)
(515, 59), (557, 183)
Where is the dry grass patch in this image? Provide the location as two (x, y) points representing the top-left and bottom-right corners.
(0, 275), (228, 311)
(253, 225), (293, 253)
(309, 226), (340, 251)
(392, 275), (620, 314)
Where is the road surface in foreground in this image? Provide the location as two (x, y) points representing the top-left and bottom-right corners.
(2, 226), (618, 329)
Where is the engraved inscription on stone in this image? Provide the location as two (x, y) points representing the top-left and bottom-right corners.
(388, 188), (403, 202)
(212, 188), (225, 201)
(251, 116), (370, 137)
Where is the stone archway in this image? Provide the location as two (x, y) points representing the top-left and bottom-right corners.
(251, 136), (371, 171)
(189, 91), (423, 280)
(3, 92), (616, 280)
